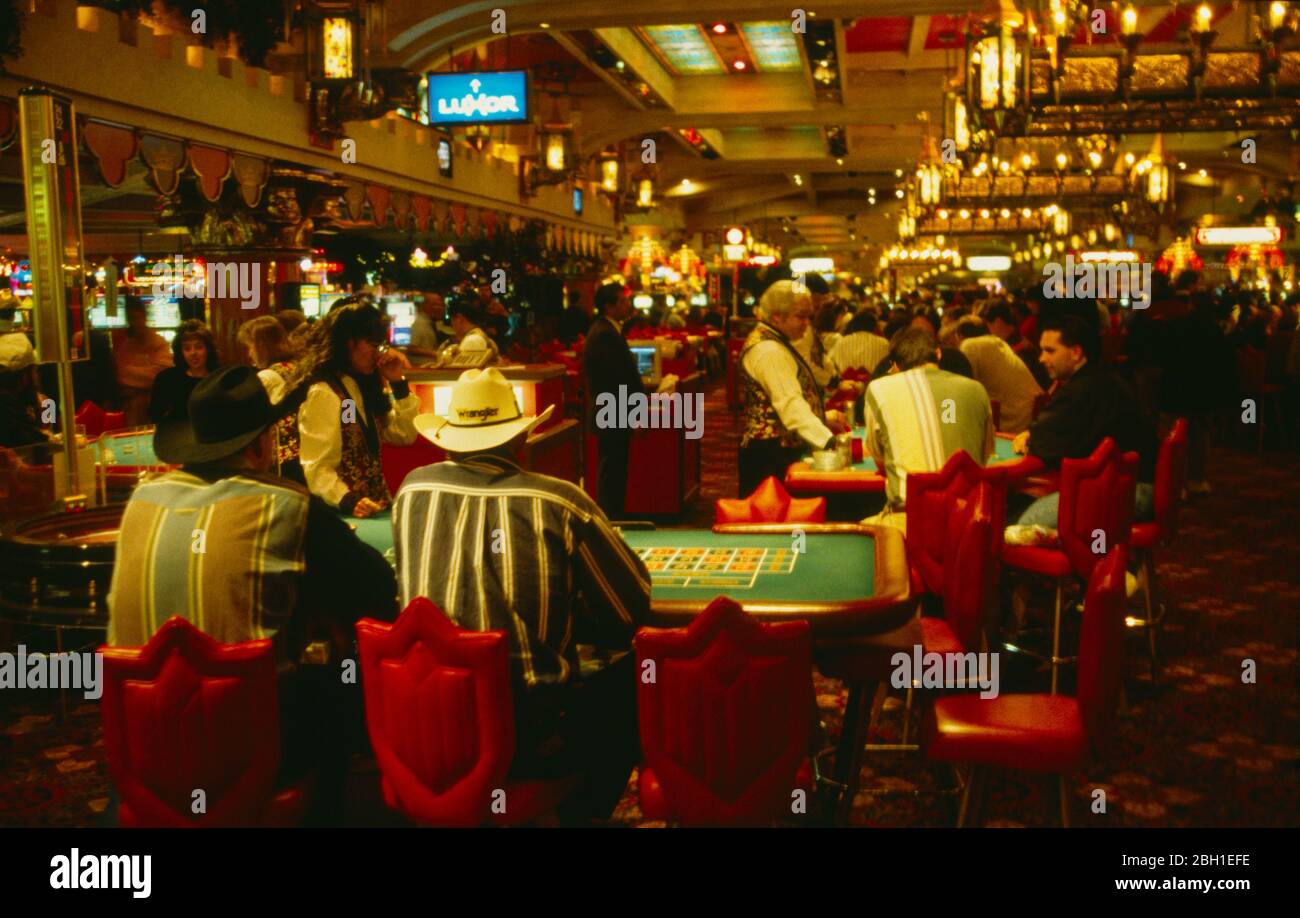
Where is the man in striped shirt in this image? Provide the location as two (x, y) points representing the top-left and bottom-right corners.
(396, 367), (651, 821)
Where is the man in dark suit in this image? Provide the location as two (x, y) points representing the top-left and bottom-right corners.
(583, 283), (642, 518)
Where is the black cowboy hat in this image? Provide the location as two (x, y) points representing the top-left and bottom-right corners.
(154, 365), (293, 465)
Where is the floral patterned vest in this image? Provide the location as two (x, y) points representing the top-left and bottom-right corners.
(270, 361), (301, 468)
(739, 321), (826, 448)
(324, 376), (390, 503)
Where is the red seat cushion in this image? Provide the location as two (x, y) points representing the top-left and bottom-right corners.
(920, 616), (963, 658)
(1129, 521), (1160, 549)
(924, 694), (1087, 774)
(1001, 543), (1073, 578)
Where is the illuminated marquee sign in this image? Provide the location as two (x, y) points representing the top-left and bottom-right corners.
(1078, 250), (1140, 263)
(426, 71), (529, 126)
(1193, 226), (1283, 246)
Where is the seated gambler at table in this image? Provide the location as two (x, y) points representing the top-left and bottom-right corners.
(108, 366), (398, 824)
(389, 367), (651, 824)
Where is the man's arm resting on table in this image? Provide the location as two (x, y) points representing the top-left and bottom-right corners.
(572, 509), (652, 645)
(301, 498), (399, 625)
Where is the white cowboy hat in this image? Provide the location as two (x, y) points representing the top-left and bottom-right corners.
(414, 367), (554, 453)
(0, 332), (35, 372)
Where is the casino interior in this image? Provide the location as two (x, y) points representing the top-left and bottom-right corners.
(0, 0), (1297, 832)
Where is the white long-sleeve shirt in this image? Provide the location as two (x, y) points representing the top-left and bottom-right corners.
(741, 339), (834, 449)
(298, 376), (420, 507)
(794, 327), (835, 388)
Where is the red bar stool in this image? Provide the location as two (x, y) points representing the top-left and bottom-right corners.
(1001, 438), (1137, 693)
(1128, 418), (1188, 680)
(356, 597), (578, 826)
(924, 546), (1129, 827)
(715, 475), (826, 524)
(99, 617), (312, 827)
(813, 473), (996, 820)
(635, 596), (813, 826)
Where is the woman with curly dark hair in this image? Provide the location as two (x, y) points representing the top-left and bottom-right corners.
(149, 318), (220, 424)
(294, 297), (419, 518)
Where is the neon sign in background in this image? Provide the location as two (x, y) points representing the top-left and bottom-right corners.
(426, 71), (530, 126)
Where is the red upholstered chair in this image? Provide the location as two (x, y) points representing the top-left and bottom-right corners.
(847, 476), (998, 754)
(1001, 437), (1137, 693)
(356, 597), (576, 826)
(102, 409), (127, 433)
(76, 401), (106, 438)
(99, 617), (311, 827)
(924, 546), (1129, 827)
(715, 475), (826, 524)
(906, 450), (992, 596)
(1128, 419), (1188, 679)
(635, 596), (813, 826)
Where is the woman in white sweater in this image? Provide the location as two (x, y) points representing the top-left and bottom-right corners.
(294, 298), (419, 518)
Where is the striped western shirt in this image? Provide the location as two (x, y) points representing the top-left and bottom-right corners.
(107, 470), (309, 648)
(829, 331), (891, 376)
(392, 455), (652, 688)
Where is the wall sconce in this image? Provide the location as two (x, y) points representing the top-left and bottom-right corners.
(917, 162), (943, 206)
(965, 14), (1024, 129)
(599, 149), (621, 195)
(636, 176), (655, 209)
(307, 4), (363, 83)
(1142, 134), (1173, 207)
(945, 92), (971, 153)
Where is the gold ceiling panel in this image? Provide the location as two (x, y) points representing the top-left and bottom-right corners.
(1132, 55), (1188, 92)
(1061, 174), (1092, 194)
(994, 175), (1025, 196)
(1204, 53), (1260, 89)
(1026, 175), (1057, 196)
(1030, 59), (1052, 96)
(1280, 52), (1300, 86)
(1059, 57), (1118, 95)
(1096, 175), (1126, 195)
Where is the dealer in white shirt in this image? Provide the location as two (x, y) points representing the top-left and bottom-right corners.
(736, 279), (847, 496)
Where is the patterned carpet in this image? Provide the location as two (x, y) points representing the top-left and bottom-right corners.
(1, 382), (1296, 827)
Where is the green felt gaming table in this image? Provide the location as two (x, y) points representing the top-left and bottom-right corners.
(784, 429), (1035, 495)
(92, 429), (166, 468)
(621, 523), (911, 637)
(347, 511), (396, 565)
(349, 516), (912, 639)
